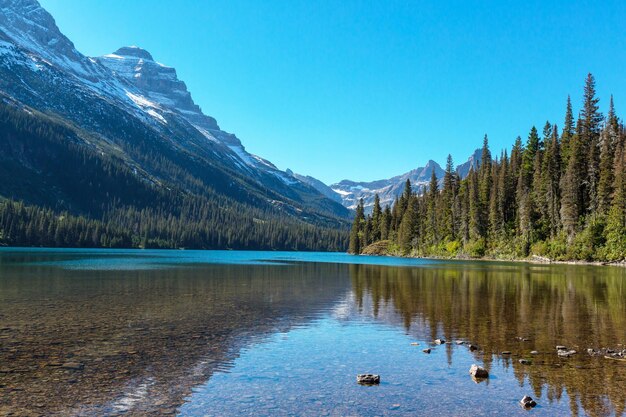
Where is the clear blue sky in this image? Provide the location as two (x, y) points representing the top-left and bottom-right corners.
(39, 0), (626, 184)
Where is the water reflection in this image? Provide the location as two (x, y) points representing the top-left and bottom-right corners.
(0, 259), (350, 415)
(0, 251), (625, 416)
(349, 262), (626, 417)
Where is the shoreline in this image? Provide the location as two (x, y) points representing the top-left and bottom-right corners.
(358, 251), (626, 268)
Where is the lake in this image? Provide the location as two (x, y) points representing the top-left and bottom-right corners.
(0, 248), (624, 416)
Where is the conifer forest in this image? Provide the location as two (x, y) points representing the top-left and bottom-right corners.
(349, 74), (626, 262)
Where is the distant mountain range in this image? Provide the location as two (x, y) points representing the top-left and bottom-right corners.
(293, 149), (482, 212)
(0, 0), (350, 233)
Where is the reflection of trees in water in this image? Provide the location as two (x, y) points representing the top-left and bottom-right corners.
(349, 262), (626, 417)
(0, 262), (351, 416)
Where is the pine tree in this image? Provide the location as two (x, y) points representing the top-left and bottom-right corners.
(398, 195), (418, 254)
(468, 168), (483, 240)
(580, 73), (604, 213)
(522, 126), (541, 183)
(598, 97), (618, 214)
(561, 96), (575, 170)
(426, 170), (439, 245)
(348, 199), (365, 254)
(543, 127), (561, 237)
(488, 159), (501, 237)
(604, 132), (626, 260)
(371, 194), (382, 241)
(442, 154), (458, 240)
(561, 119), (585, 236)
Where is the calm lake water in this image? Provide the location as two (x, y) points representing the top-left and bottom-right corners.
(0, 249), (624, 416)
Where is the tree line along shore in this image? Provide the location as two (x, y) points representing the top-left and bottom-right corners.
(349, 74), (626, 263)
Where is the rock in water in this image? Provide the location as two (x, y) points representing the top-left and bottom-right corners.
(558, 349), (577, 358)
(356, 374), (380, 385)
(520, 395), (537, 408)
(469, 364), (489, 379)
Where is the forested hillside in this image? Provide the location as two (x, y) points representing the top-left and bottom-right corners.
(0, 102), (347, 251)
(349, 74), (626, 262)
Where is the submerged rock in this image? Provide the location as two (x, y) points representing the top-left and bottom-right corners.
(469, 364), (489, 379)
(356, 374), (380, 385)
(558, 350), (577, 358)
(520, 395), (537, 408)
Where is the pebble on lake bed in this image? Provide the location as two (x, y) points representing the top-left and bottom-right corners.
(469, 364), (489, 379)
(520, 395), (537, 408)
(356, 374), (380, 385)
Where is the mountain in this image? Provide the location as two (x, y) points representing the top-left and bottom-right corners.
(331, 160), (445, 211)
(323, 150), (482, 212)
(455, 148), (482, 179)
(0, 0), (350, 249)
(286, 169), (343, 204)
(327, 151), (482, 213)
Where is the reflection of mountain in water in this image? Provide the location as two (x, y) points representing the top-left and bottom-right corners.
(0, 261), (351, 416)
(348, 262), (626, 417)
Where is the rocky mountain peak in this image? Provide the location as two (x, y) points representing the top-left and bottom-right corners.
(0, 0), (99, 78)
(98, 46), (233, 140)
(112, 46), (154, 61)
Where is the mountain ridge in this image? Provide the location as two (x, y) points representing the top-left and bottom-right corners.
(292, 149), (482, 212)
(0, 0), (350, 224)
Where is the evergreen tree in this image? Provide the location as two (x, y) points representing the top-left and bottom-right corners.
(371, 194), (382, 241)
(543, 127), (561, 237)
(561, 95), (575, 170)
(604, 132), (626, 260)
(398, 194), (418, 254)
(348, 199), (365, 254)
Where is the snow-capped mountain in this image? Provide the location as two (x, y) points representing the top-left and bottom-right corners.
(330, 160), (445, 211)
(0, 0), (349, 222)
(298, 149), (482, 213)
